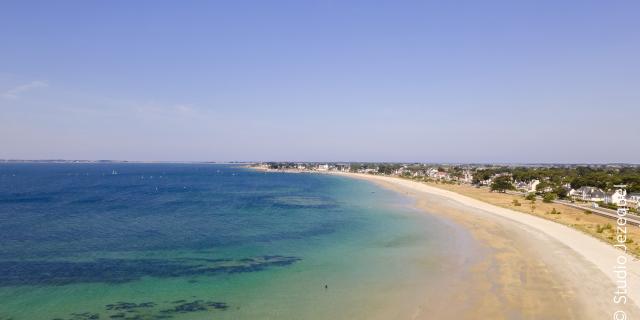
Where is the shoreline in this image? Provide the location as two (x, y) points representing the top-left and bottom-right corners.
(251, 167), (640, 318)
(334, 172), (640, 317)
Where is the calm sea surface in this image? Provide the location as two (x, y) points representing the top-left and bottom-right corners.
(0, 163), (463, 320)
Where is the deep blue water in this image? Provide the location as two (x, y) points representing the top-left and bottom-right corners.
(0, 164), (357, 280)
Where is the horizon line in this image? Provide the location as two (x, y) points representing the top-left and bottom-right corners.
(1, 159), (639, 166)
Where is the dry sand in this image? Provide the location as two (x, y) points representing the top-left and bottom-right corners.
(335, 172), (640, 319)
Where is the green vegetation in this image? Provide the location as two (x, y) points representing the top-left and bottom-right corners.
(349, 163), (379, 173)
(597, 201), (618, 210)
(490, 176), (515, 193)
(596, 223), (613, 233)
(549, 208), (561, 215)
(472, 165), (640, 195)
(376, 163), (403, 175)
(472, 168), (509, 184)
(542, 193), (557, 203)
(525, 193), (536, 201)
(522, 166), (640, 193)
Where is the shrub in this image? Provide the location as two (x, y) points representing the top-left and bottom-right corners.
(550, 208), (561, 215)
(584, 210), (592, 215)
(512, 199), (521, 206)
(525, 193), (536, 201)
(542, 193), (557, 203)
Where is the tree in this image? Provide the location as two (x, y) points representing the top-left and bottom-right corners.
(542, 193), (557, 203)
(553, 186), (568, 199)
(490, 176), (515, 193)
(472, 169), (494, 185)
(535, 181), (551, 194)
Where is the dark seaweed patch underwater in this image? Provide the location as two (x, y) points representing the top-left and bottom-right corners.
(47, 298), (228, 320)
(0, 255), (301, 286)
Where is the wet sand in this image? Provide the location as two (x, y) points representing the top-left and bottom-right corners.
(337, 173), (640, 319)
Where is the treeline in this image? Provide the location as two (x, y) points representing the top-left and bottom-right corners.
(476, 166), (640, 193)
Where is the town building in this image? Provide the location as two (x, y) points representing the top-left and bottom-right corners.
(568, 186), (606, 202)
(605, 189), (627, 206)
(515, 179), (540, 193)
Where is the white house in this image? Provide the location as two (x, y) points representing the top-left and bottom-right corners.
(316, 164), (329, 171)
(394, 166), (407, 176)
(605, 189), (627, 206)
(357, 167), (378, 174)
(515, 181), (528, 191)
(412, 170), (426, 177)
(627, 193), (640, 209)
(569, 186), (606, 202)
(426, 168), (439, 177)
(530, 180), (541, 193)
(516, 180), (540, 193)
(460, 170), (473, 184)
(434, 171), (450, 180)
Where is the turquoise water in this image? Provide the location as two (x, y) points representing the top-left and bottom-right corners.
(0, 164), (461, 319)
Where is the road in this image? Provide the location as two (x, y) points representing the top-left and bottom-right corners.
(503, 190), (640, 226)
(554, 199), (640, 226)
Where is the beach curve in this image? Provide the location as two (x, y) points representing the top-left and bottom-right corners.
(333, 172), (640, 319)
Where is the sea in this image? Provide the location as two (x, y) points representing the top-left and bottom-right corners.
(0, 163), (467, 320)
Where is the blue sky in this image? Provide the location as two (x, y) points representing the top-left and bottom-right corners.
(1, 1), (638, 163)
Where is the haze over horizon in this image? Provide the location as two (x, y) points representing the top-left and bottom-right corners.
(1, 1), (639, 163)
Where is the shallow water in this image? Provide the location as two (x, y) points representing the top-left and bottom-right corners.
(0, 164), (467, 319)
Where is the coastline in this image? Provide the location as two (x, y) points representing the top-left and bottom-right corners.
(247, 167), (640, 317)
(252, 168), (638, 318)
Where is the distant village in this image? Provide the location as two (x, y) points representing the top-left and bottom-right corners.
(252, 162), (640, 211)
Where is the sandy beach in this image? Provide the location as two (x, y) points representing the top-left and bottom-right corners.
(331, 172), (640, 319)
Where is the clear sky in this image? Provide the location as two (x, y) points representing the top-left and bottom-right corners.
(1, 1), (638, 163)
